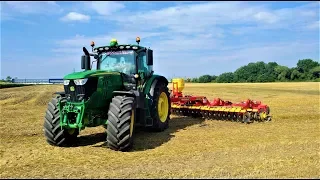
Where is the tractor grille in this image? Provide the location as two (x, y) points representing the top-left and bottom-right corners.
(64, 78), (98, 102)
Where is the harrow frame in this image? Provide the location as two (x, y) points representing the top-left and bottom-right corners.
(170, 80), (272, 123)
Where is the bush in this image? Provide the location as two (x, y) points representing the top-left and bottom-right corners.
(0, 83), (33, 89)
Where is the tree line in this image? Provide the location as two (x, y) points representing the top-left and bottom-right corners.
(179, 59), (320, 83)
(3, 59), (319, 83)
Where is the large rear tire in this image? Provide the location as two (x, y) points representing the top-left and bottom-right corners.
(148, 81), (171, 132)
(43, 96), (79, 146)
(106, 96), (135, 151)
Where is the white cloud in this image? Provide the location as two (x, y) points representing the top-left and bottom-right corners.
(253, 11), (278, 24)
(61, 12), (90, 22)
(4, 1), (62, 14)
(307, 20), (320, 30)
(90, 2), (125, 16)
(95, 2), (318, 35)
(49, 2), (319, 78)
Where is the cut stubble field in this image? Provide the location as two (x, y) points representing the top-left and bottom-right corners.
(0, 82), (319, 178)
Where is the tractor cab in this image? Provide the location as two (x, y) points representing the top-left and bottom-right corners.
(88, 38), (154, 81)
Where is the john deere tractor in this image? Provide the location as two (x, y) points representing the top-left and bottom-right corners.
(43, 37), (171, 151)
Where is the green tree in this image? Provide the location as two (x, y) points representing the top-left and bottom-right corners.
(274, 65), (291, 81)
(198, 75), (212, 83)
(211, 75), (218, 82)
(297, 59), (319, 74)
(257, 73), (269, 82)
(216, 72), (234, 83)
(191, 78), (198, 83)
(310, 66), (320, 79)
(290, 68), (302, 80)
(6, 76), (12, 82)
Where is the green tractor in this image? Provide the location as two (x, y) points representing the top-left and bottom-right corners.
(43, 37), (171, 151)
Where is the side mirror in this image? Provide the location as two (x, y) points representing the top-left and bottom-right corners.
(146, 49), (153, 66)
(81, 55), (91, 70)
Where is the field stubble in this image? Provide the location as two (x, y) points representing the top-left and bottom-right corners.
(0, 82), (319, 178)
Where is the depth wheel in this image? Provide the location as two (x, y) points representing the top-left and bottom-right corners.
(106, 96), (135, 151)
(231, 113), (237, 122)
(148, 80), (171, 132)
(243, 112), (251, 124)
(237, 114), (242, 122)
(43, 96), (79, 146)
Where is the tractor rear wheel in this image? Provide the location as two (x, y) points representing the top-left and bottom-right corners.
(106, 96), (135, 151)
(148, 81), (171, 132)
(43, 96), (79, 146)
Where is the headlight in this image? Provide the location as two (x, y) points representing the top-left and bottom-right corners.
(63, 80), (70, 85)
(74, 78), (88, 85)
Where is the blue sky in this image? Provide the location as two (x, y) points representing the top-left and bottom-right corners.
(1, 1), (319, 79)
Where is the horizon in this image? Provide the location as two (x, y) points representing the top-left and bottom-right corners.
(1, 1), (319, 79)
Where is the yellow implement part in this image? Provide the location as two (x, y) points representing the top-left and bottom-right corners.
(223, 108), (231, 112)
(200, 106), (207, 110)
(205, 106), (211, 110)
(260, 112), (267, 119)
(230, 107), (238, 112)
(234, 108), (242, 112)
(247, 109), (252, 111)
(217, 107), (223, 111)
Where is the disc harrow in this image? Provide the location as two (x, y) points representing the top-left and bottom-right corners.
(170, 78), (272, 124)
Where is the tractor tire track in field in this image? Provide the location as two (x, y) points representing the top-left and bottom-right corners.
(34, 92), (55, 106)
(1, 92), (38, 106)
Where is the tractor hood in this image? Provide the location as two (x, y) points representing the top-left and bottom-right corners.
(63, 70), (121, 80)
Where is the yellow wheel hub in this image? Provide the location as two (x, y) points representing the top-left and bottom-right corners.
(130, 110), (134, 137)
(157, 92), (169, 123)
(260, 112), (267, 120)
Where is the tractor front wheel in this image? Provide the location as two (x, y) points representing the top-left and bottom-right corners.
(43, 96), (79, 146)
(106, 96), (135, 151)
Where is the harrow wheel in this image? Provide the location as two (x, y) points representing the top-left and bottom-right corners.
(231, 113), (237, 122)
(237, 114), (242, 122)
(222, 112), (227, 121)
(243, 112), (252, 124)
(217, 112), (222, 120)
(253, 112), (260, 122)
(227, 113), (232, 121)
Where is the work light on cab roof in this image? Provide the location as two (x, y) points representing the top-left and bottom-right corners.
(110, 38), (118, 47)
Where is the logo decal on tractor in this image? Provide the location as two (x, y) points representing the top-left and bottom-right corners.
(70, 86), (75, 91)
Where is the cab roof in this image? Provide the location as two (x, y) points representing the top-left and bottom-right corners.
(94, 44), (147, 54)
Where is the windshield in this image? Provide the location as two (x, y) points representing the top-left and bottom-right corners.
(98, 50), (136, 74)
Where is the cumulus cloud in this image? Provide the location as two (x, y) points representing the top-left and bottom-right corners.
(97, 2), (318, 34)
(3, 1), (62, 14)
(307, 20), (320, 30)
(50, 2), (319, 78)
(90, 2), (125, 16)
(61, 12), (90, 22)
(253, 11), (278, 24)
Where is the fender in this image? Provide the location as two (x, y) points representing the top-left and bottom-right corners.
(112, 90), (144, 109)
(146, 75), (169, 97)
(143, 74), (169, 111)
(142, 75), (169, 126)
